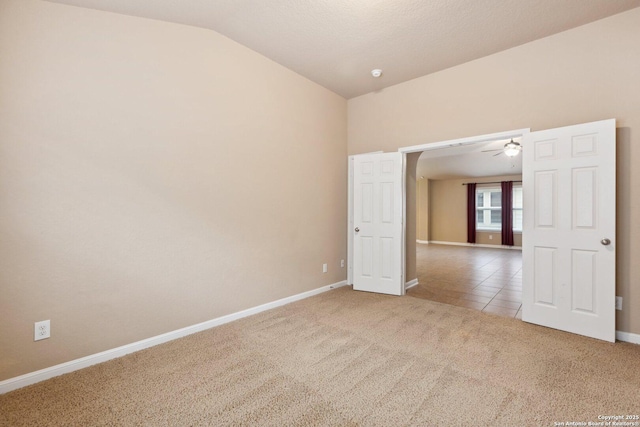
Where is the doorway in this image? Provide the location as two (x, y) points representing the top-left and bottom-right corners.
(404, 130), (527, 317)
(349, 120), (617, 342)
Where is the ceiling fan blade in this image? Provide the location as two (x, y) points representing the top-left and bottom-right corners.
(481, 149), (503, 152)
(493, 152), (503, 157)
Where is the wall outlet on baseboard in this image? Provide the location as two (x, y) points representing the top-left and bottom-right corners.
(34, 320), (50, 341)
(322, 263), (328, 273)
(615, 296), (622, 311)
(341, 259), (345, 268)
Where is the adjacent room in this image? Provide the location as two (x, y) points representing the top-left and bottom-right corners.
(409, 138), (524, 318)
(2, 0), (640, 425)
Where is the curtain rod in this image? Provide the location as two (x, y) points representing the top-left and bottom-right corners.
(462, 181), (522, 185)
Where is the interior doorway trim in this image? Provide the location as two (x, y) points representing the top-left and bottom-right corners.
(397, 127), (530, 292)
(398, 128), (531, 154)
(347, 128), (530, 289)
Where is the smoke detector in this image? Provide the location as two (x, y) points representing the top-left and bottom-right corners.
(371, 69), (383, 78)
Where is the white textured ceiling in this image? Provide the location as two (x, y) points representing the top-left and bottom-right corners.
(46, 0), (640, 99)
(417, 138), (523, 180)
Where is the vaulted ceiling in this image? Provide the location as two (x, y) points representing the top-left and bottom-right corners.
(46, 0), (640, 99)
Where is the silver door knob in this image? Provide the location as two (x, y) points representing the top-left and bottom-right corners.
(601, 238), (611, 246)
(355, 227), (360, 232)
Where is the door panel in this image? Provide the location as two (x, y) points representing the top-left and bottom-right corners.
(533, 247), (555, 306)
(571, 249), (596, 312)
(572, 167), (597, 228)
(522, 119), (616, 342)
(353, 152), (403, 295)
(534, 171), (557, 227)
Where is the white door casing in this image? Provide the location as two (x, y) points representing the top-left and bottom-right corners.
(522, 119), (616, 342)
(352, 152), (404, 295)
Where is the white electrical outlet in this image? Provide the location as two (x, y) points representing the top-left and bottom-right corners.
(489, 235), (493, 240)
(34, 320), (50, 341)
(322, 263), (328, 273)
(616, 296), (622, 311)
(341, 259), (345, 268)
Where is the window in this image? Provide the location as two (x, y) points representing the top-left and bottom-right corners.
(476, 187), (502, 231)
(512, 186), (523, 232)
(475, 184), (523, 232)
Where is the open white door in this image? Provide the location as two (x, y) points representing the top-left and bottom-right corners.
(352, 152), (404, 295)
(522, 119), (616, 342)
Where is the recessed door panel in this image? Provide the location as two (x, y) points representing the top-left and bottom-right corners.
(534, 139), (557, 160)
(534, 171), (556, 228)
(361, 183), (373, 223)
(362, 161), (373, 175)
(380, 237), (393, 279)
(572, 134), (598, 157)
(381, 160), (394, 174)
(361, 237), (373, 278)
(571, 250), (597, 313)
(534, 247), (556, 306)
(573, 168), (597, 229)
(381, 182), (393, 223)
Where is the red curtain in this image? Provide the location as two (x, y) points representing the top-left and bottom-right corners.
(501, 181), (514, 246)
(467, 183), (476, 244)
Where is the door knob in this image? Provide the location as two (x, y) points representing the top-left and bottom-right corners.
(355, 227), (360, 232)
(601, 238), (611, 246)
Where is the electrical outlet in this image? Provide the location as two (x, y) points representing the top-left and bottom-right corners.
(489, 235), (493, 240)
(615, 296), (622, 311)
(341, 259), (345, 268)
(34, 320), (50, 341)
(322, 263), (328, 273)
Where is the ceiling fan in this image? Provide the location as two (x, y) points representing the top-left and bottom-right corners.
(482, 139), (522, 157)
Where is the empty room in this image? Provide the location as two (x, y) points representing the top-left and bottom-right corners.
(409, 139), (525, 318)
(2, 1), (640, 425)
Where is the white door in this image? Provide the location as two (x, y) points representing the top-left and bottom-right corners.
(352, 152), (404, 295)
(522, 119), (616, 342)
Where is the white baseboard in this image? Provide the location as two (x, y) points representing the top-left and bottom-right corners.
(429, 240), (522, 251)
(0, 280), (348, 395)
(405, 279), (419, 290)
(616, 331), (640, 345)
(416, 240), (429, 244)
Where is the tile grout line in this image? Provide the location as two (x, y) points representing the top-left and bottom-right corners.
(412, 244), (523, 319)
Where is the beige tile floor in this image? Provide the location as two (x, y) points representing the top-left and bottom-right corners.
(408, 243), (522, 319)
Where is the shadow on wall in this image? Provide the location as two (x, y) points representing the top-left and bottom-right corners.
(616, 127), (631, 330)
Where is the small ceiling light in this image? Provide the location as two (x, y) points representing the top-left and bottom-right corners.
(371, 69), (382, 78)
(503, 140), (522, 157)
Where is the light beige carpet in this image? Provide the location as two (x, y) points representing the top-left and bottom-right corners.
(2, 286), (639, 426)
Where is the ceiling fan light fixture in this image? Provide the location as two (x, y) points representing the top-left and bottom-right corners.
(504, 140), (521, 157)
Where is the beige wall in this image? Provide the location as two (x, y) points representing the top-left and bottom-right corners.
(0, 0), (347, 381)
(476, 232), (522, 247)
(349, 9), (640, 334)
(428, 175), (522, 246)
(416, 179), (429, 241)
(405, 153), (421, 284)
